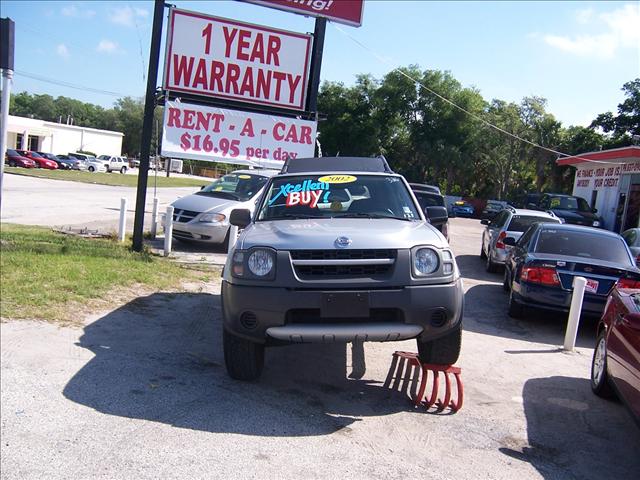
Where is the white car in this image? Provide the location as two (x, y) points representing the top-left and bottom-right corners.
(98, 155), (128, 174)
(68, 153), (105, 173)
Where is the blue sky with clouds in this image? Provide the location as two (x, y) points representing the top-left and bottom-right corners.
(3, 1), (639, 127)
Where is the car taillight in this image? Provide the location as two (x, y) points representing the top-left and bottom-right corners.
(495, 231), (507, 249)
(520, 266), (560, 286)
(617, 278), (640, 289)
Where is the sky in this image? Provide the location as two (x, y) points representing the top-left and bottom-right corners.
(2, 0), (639, 127)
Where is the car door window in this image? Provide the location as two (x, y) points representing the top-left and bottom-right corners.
(493, 211), (509, 228)
(623, 230), (637, 246)
(516, 225), (536, 250)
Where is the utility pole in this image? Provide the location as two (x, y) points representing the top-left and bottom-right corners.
(0, 17), (15, 214)
(132, 0), (165, 252)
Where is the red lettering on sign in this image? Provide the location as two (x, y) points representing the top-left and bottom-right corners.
(223, 26), (238, 58)
(167, 107), (181, 127)
(236, 30), (252, 61)
(172, 55), (194, 86)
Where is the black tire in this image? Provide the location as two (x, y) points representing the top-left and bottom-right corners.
(591, 330), (615, 399)
(223, 329), (264, 381)
(508, 289), (525, 318)
(88, 166), (95, 172)
(503, 268), (511, 292)
(120, 166), (127, 174)
(486, 250), (499, 273)
(480, 240), (487, 259)
(417, 324), (462, 365)
(8, 160), (16, 167)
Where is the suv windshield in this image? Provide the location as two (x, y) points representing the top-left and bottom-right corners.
(548, 196), (591, 212)
(257, 174), (420, 221)
(197, 173), (269, 202)
(535, 229), (631, 264)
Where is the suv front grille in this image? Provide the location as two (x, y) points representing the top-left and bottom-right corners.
(173, 209), (199, 223)
(290, 249), (396, 279)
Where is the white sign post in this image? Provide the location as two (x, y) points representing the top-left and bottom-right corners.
(161, 100), (317, 168)
(163, 9), (312, 111)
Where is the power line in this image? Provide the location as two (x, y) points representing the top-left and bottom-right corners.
(332, 23), (609, 165)
(14, 70), (138, 98)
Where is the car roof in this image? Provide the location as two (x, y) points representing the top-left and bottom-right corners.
(280, 156), (393, 174)
(536, 222), (622, 238)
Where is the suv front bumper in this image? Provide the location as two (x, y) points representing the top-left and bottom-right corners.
(221, 278), (464, 344)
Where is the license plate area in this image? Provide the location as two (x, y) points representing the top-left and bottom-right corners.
(321, 292), (370, 318)
(585, 279), (599, 294)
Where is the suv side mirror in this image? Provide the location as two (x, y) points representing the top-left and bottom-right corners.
(425, 206), (448, 225)
(229, 209), (251, 228)
(503, 237), (517, 246)
(480, 219), (490, 225)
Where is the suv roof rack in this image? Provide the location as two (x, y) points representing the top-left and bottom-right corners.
(505, 205), (517, 213)
(280, 156), (394, 174)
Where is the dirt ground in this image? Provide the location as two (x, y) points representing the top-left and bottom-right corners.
(1, 217), (639, 480)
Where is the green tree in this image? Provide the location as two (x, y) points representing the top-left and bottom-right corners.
(591, 78), (640, 147)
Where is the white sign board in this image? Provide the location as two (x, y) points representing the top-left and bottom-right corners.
(161, 100), (317, 169)
(163, 8), (312, 111)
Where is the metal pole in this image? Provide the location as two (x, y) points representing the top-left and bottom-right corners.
(0, 68), (12, 214)
(118, 197), (128, 242)
(164, 206), (174, 257)
(132, 0), (165, 251)
(150, 196), (159, 239)
(305, 17), (326, 114)
(564, 276), (587, 351)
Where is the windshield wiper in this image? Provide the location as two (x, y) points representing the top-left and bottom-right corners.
(332, 213), (412, 221)
(269, 213), (320, 220)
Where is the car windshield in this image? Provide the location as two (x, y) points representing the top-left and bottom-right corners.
(257, 174), (420, 221)
(98, 155), (110, 160)
(535, 229), (632, 264)
(549, 196), (591, 212)
(197, 173), (269, 202)
(413, 191), (445, 208)
(508, 215), (559, 232)
(7, 149), (19, 156)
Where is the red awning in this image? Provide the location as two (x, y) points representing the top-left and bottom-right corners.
(556, 146), (640, 165)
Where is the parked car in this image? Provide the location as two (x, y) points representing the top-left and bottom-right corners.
(411, 184), (450, 241)
(98, 155), (128, 174)
(621, 228), (640, 265)
(503, 223), (640, 318)
(16, 150), (58, 169)
(481, 207), (561, 273)
(537, 193), (603, 228)
(5, 149), (36, 168)
(519, 192), (543, 209)
(221, 156), (463, 380)
(452, 200), (474, 217)
(37, 152), (73, 170)
(590, 286), (640, 422)
(166, 170), (277, 248)
(129, 158), (140, 168)
(55, 154), (87, 171)
(481, 200), (508, 221)
(70, 154), (104, 172)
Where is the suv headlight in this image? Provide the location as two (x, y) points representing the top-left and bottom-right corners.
(413, 248), (439, 275)
(199, 213), (226, 223)
(232, 248), (276, 280)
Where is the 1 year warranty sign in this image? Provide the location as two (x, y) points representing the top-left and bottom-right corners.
(163, 9), (312, 110)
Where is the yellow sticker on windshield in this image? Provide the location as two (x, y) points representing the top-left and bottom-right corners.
(215, 186), (223, 191)
(318, 175), (357, 184)
(238, 175), (251, 179)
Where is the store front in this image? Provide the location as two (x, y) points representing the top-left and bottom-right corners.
(557, 146), (640, 233)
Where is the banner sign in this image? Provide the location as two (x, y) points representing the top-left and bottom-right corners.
(163, 8), (312, 110)
(161, 100), (317, 168)
(243, 0), (365, 27)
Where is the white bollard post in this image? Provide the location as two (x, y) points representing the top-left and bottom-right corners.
(564, 276), (587, 351)
(118, 197), (127, 242)
(150, 197), (159, 239)
(164, 206), (174, 257)
(227, 225), (238, 254)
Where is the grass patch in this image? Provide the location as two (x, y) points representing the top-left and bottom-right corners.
(5, 166), (208, 188)
(0, 224), (210, 322)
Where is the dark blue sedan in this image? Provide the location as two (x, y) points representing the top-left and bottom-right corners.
(452, 200), (474, 218)
(503, 223), (640, 318)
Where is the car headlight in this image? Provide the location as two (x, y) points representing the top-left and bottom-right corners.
(199, 213), (226, 223)
(413, 248), (439, 275)
(592, 220), (600, 227)
(248, 249), (274, 277)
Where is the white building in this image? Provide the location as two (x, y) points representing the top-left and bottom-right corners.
(558, 146), (640, 233)
(5, 115), (123, 156)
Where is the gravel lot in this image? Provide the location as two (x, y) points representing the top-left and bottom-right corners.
(1, 176), (639, 479)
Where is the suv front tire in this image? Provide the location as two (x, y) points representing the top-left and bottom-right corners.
(223, 330), (264, 381)
(416, 324), (462, 365)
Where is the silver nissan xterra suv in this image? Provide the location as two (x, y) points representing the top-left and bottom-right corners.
(222, 156), (464, 380)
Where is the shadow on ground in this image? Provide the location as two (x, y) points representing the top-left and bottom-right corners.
(499, 376), (640, 479)
(63, 292), (416, 436)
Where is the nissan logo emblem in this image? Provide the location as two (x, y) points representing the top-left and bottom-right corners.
(335, 236), (352, 248)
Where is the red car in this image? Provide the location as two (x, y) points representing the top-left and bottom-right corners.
(17, 150), (58, 169)
(591, 286), (640, 422)
(5, 149), (36, 168)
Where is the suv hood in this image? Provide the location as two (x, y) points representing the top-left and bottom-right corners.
(240, 218), (446, 250)
(171, 193), (237, 213)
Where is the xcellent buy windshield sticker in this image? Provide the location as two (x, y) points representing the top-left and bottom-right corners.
(269, 179), (331, 209)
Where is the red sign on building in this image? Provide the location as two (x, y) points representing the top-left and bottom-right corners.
(244, 0), (364, 27)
